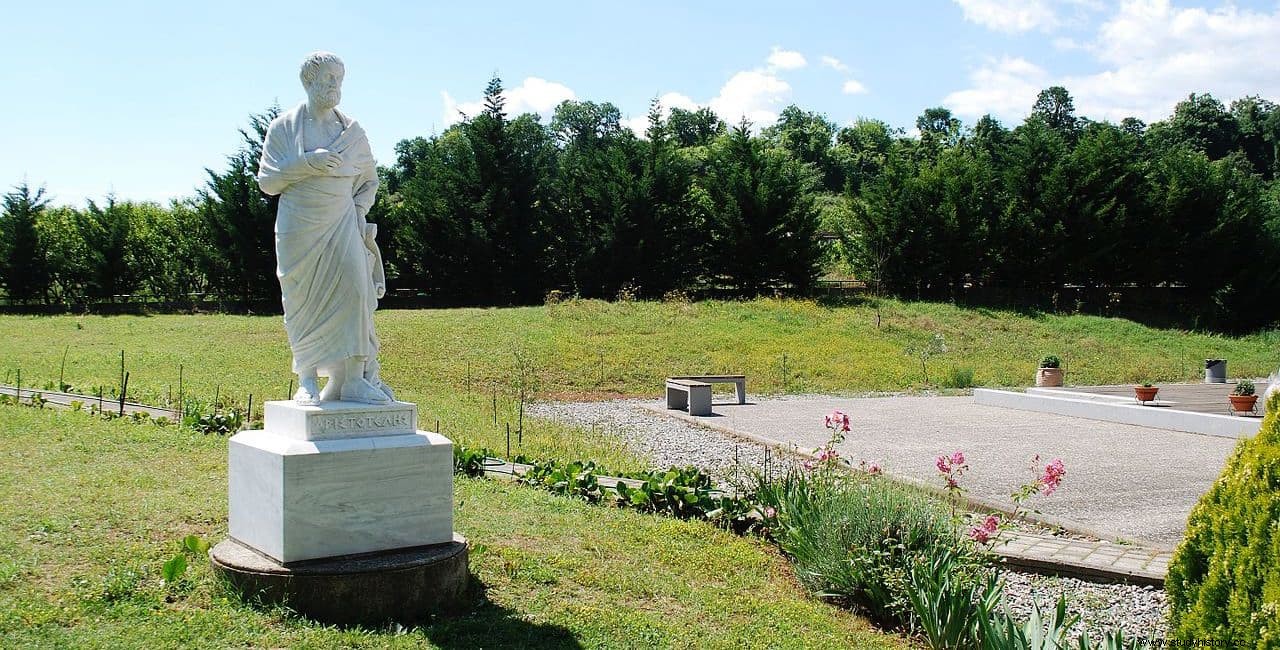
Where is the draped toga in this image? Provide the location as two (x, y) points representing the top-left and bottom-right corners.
(257, 103), (379, 374)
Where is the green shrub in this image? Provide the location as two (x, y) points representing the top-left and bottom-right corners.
(943, 366), (976, 389)
(752, 468), (971, 625)
(1167, 392), (1280, 647)
(1039, 355), (1061, 369)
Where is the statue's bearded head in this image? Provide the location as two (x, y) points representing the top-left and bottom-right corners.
(300, 51), (344, 111)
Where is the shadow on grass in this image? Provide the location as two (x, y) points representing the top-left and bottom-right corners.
(216, 567), (583, 648)
(422, 576), (582, 649)
(423, 599), (583, 649)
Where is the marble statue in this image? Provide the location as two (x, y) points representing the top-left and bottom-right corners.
(257, 51), (393, 405)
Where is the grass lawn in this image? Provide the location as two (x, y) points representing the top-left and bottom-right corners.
(0, 405), (903, 649)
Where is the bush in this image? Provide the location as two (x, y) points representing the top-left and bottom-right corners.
(751, 467), (973, 625)
(1167, 392), (1280, 647)
(942, 366), (976, 389)
(1039, 355), (1061, 369)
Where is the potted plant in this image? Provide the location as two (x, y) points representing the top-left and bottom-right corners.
(1229, 379), (1258, 413)
(1036, 355), (1064, 387)
(1134, 382), (1159, 404)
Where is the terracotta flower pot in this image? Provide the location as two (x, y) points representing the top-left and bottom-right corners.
(1036, 367), (1063, 387)
(1134, 386), (1159, 403)
(1229, 394), (1258, 412)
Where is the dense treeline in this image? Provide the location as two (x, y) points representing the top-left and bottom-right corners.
(3, 79), (1280, 327)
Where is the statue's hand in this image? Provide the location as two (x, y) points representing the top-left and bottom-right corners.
(374, 282), (386, 299)
(304, 149), (343, 173)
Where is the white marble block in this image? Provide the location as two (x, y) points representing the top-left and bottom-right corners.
(227, 401), (453, 564)
(263, 399), (417, 441)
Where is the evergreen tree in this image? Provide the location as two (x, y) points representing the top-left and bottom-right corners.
(635, 99), (702, 296)
(79, 196), (143, 299)
(198, 107), (281, 306)
(696, 122), (822, 295)
(467, 76), (557, 303)
(550, 99), (644, 297)
(0, 182), (51, 303)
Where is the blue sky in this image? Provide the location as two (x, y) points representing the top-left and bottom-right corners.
(3, 0), (1279, 205)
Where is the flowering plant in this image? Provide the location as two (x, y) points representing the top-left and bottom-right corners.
(935, 450), (968, 494)
(935, 450), (1067, 546)
(805, 410), (852, 472)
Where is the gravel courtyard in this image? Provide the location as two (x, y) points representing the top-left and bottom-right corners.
(533, 394), (1236, 549)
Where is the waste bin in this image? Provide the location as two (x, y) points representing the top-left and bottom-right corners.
(1205, 359), (1227, 383)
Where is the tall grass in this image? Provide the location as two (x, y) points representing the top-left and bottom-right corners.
(751, 467), (976, 626)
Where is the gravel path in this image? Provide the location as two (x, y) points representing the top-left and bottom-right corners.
(527, 398), (1170, 639)
(527, 399), (784, 481)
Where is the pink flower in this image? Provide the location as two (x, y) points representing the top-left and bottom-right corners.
(936, 455), (950, 473)
(969, 514), (1000, 544)
(866, 462), (882, 476)
(824, 410), (850, 432)
(763, 506), (777, 518)
(950, 451), (966, 467)
(1040, 458), (1066, 495)
(802, 459), (817, 471)
(818, 448), (840, 462)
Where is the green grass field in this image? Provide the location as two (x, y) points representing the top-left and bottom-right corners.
(2, 298), (1278, 647)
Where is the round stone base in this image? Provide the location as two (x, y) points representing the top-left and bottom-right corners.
(210, 534), (470, 625)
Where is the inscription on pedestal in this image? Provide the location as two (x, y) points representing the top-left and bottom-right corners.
(264, 400), (419, 441)
(313, 410), (413, 435)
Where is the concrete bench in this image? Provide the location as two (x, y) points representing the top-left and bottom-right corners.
(666, 379), (712, 416)
(668, 375), (747, 405)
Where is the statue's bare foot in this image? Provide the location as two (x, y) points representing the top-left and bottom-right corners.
(340, 377), (392, 405)
(294, 377), (321, 406)
(365, 373), (395, 401)
(373, 381), (395, 401)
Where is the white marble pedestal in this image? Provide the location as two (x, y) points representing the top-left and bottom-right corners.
(227, 400), (453, 564)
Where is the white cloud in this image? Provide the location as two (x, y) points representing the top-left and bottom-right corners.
(943, 56), (1049, 119)
(621, 92), (700, 136)
(655, 91), (699, 113)
(944, 1), (1280, 124)
(821, 55), (849, 72)
(622, 49), (802, 135)
(620, 115), (650, 137)
(441, 76), (577, 126)
(954, 0), (1059, 33)
(766, 47), (807, 71)
(709, 70), (792, 126)
(1052, 36), (1084, 51)
(842, 79), (869, 95)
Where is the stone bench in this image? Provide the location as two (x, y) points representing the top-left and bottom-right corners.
(665, 379), (712, 416)
(668, 375), (747, 405)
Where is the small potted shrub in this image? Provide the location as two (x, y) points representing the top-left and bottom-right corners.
(1134, 382), (1159, 404)
(1229, 379), (1258, 413)
(1036, 355), (1064, 387)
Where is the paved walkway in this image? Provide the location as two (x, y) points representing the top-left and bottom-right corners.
(649, 395), (1240, 550)
(996, 533), (1171, 585)
(0, 384), (176, 418)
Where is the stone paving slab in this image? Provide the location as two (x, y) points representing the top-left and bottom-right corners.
(996, 533), (1171, 586)
(646, 394), (1239, 549)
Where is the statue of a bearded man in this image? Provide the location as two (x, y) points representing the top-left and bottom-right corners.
(257, 51), (393, 405)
